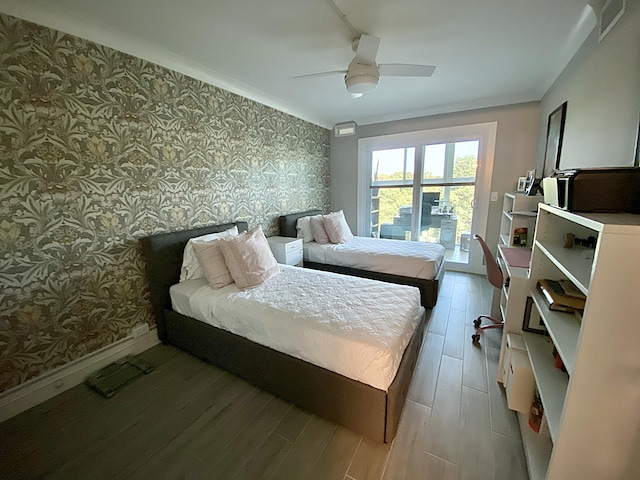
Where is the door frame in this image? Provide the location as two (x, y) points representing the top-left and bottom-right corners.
(357, 121), (497, 274)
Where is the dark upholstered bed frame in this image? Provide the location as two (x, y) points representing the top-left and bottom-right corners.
(141, 222), (425, 443)
(279, 210), (445, 308)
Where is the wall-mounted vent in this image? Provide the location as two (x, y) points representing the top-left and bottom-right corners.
(334, 122), (356, 137)
(598, 0), (625, 42)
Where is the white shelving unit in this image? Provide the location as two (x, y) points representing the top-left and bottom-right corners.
(499, 193), (543, 247)
(521, 203), (640, 480)
(518, 412), (553, 480)
(495, 244), (530, 385)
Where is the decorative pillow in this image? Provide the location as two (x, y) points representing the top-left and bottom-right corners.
(192, 239), (234, 289)
(323, 210), (354, 244)
(309, 215), (330, 244)
(296, 216), (315, 243)
(180, 226), (239, 282)
(219, 226), (280, 289)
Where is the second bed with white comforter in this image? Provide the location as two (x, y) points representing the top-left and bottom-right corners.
(305, 236), (445, 280)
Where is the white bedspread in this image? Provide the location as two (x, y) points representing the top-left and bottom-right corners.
(305, 236), (445, 280)
(170, 266), (423, 391)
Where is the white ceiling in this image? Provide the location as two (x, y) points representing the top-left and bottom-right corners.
(0, 0), (596, 129)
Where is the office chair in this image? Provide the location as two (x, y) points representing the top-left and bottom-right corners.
(471, 234), (505, 344)
(420, 192), (437, 230)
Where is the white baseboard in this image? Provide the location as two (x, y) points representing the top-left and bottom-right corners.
(0, 329), (160, 423)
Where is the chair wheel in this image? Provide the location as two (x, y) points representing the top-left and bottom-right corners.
(473, 319), (481, 329)
(471, 334), (480, 343)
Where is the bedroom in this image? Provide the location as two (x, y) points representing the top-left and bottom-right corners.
(1, 0), (639, 479)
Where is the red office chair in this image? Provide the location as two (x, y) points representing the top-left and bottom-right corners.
(471, 234), (505, 344)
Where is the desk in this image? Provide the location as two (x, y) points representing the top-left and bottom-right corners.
(380, 211), (457, 249)
(495, 245), (531, 385)
(438, 217), (457, 249)
(430, 212), (453, 229)
(499, 245), (531, 269)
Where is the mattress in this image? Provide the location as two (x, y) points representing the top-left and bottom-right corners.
(169, 266), (423, 391)
(304, 236), (446, 280)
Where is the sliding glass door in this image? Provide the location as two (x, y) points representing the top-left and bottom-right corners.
(359, 123), (496, 272)
(369, 147), (414, 240)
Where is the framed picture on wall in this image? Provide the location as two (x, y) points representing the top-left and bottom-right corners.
(522, 297), (547, 334)
(543, 101), (568, 176)
(525, 169), (536, 189)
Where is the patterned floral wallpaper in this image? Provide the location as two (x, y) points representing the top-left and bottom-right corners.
(0, 13), (330, 392)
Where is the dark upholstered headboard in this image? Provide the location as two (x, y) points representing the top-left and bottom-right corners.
(141, 222), (248, 342)
(279, 209), (322, 237)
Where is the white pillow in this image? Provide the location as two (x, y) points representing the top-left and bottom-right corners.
(323, 210), (353, 244)
(179, 226), (238, 282)
(296, 216), (314, 243)
(192, 239), (234, 289)
(219, 226), (281, 290)
(309, 215), (330, 244)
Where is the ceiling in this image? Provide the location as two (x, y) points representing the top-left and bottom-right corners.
(0, 0), (597, 129)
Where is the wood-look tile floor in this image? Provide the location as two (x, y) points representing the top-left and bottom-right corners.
(0, 272), (528, 480)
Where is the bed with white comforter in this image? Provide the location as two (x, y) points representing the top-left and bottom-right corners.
(171, 265), (423, 391)
(142, 220), (426, 443)
(279, 210), (447, 307)
(305, 236), (445, 281)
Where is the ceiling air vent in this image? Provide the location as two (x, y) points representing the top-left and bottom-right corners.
(597, 0), (626, 42)
(334, 122), (356, 137)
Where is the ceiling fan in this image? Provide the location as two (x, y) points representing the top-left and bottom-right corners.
(294, 34), (436, 98)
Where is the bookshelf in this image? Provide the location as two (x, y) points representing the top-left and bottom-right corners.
(521, 204), (640, 480)
(499, 193), (543, 247)
(495, 244), (531, 385)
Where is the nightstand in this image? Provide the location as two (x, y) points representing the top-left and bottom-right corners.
(267, 236), (303, 266)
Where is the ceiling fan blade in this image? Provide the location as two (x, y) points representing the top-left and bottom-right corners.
(293, 70), (347, 79)
(378, 64), (436, 77)
(354, 34), (380, 65)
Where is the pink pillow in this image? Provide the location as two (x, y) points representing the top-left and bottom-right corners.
(219, 226), (280, 289)
(309, 215), (330, 244)
(179, 226), (238, 282)
(296, 216), (314, 243)
(192, 239), (234, 289)
(323, 210), (353, 244)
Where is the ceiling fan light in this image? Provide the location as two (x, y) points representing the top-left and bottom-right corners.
(345, 74), (378, 94)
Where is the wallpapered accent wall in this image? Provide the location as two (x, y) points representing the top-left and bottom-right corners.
(0, 14), (330, 392)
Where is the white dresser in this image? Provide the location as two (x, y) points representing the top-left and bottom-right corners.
(267, 236), (303, 266)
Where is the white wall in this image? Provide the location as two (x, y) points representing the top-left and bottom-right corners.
(330, 103), (540, 251)
(535, 0), (640, 172)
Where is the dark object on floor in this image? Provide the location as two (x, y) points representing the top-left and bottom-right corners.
(84, 355), (154, 398)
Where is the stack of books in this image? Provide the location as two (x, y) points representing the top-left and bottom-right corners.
(536, 278), (586, 313)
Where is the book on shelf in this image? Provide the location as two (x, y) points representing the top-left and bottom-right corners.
(512, 227), (528, 246)
(529, 391), (544, 433)
(537, 278), (586, 312)
(557, 279), (584, 299)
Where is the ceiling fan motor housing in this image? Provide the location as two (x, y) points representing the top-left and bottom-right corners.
(345, 62), (380, 93)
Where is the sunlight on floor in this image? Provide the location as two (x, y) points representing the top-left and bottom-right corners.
(444, 245), (469, 263)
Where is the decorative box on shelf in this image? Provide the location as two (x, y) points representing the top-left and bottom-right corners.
(267, 236), (303, 266)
